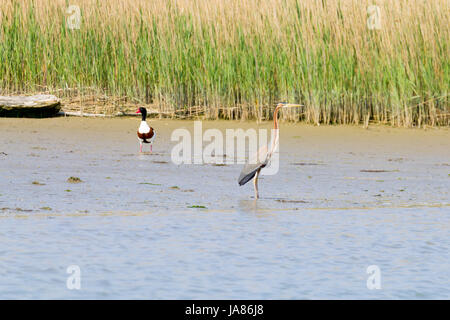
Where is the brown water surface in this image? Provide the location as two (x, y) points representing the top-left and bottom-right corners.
(0, 118), (449, 298)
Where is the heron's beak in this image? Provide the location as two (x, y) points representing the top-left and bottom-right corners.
(283, 104), (303, 108)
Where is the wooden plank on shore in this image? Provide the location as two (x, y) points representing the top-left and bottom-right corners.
(0, 94), (61, 118)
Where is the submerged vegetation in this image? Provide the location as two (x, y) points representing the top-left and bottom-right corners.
(0, 0), (448, 125)
(67, 176), (82, 183)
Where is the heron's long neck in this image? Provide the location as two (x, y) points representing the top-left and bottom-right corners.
(273, 105), (282, 129)
(269, 105), (282, 154)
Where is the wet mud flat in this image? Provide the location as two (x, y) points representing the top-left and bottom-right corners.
(0, 118), (449, 299)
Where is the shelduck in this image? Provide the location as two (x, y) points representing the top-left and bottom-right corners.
(136, 107), (156, 153)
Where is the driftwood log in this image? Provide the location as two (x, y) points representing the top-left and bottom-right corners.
(0, 95), (61, 117)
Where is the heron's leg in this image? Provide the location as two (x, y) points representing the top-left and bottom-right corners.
(253, 169), (261, 199)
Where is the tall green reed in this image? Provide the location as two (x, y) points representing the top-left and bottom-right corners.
(0, 0), (448, 125)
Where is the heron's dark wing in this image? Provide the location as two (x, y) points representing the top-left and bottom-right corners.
(238, 163), (264, 186)
(238, 145), (269, 186)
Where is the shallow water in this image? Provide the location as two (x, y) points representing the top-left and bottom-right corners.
(0, 118), (449, 299)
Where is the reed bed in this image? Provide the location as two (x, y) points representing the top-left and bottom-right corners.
(0, 0), (448, 125)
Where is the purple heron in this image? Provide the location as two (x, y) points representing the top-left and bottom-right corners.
(238, 103), (301, 199)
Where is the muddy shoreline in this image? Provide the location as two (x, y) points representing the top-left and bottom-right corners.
(1, 117), (449, 214)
